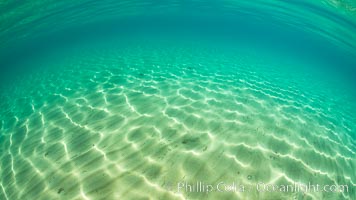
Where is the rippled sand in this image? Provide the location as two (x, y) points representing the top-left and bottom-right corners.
(0, 44), (355, 200)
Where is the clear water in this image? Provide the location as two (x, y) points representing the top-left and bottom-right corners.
(0, 1), (355, 200)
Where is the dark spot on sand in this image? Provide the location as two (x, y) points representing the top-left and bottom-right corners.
(57, 188), (64, 194)
(270, 155), (276, 160)
(181, 137), (199, 145)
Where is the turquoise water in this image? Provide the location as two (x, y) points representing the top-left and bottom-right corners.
(0, 1), (355, 200)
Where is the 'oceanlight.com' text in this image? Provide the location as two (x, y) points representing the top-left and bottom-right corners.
(176, 181), (349, 194)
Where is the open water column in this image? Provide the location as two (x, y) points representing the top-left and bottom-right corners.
(0, 1), (355, 199)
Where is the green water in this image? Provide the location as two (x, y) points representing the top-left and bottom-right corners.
(0, 1), (355, 200)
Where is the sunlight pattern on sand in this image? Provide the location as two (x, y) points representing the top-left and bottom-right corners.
(0, 45), (354, 199)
